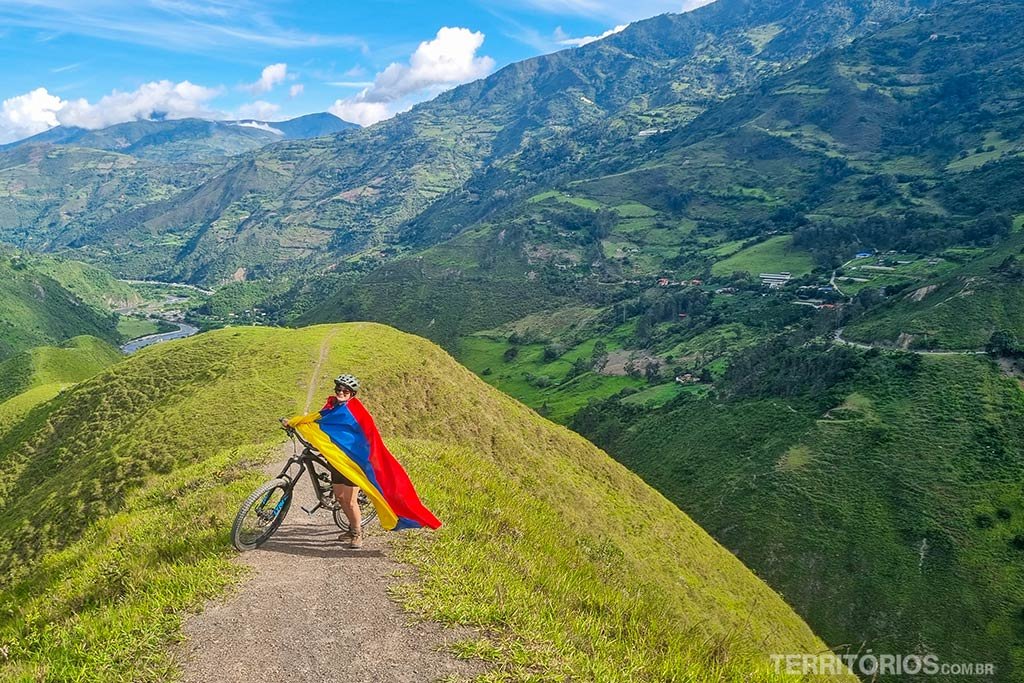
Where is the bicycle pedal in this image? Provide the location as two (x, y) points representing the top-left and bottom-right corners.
(301, 502), (323, 515)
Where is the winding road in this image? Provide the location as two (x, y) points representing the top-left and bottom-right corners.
(832, 328), (986, 356)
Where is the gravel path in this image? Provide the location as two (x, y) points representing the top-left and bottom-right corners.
(177, 451), (484, 683)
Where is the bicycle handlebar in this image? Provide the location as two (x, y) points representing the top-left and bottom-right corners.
(279, 418), (314, 450)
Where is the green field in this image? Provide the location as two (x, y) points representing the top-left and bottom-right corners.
(711, 236), (815, 277)
(0, 336), (122, 441)
(116, 317), (176, 341)
(457, 333), (648, 423)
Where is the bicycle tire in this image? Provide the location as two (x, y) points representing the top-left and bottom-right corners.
(232, 478), (293, 551)
(333, 489), (378, 532)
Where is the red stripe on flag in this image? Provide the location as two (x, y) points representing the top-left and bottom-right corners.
(347, 398), (441, 530)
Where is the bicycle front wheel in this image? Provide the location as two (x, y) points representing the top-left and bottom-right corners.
(232, 478), (292, 551)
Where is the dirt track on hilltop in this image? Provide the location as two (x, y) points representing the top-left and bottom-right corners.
(177, 334), (484, 682)
(177, 449), (484, 683)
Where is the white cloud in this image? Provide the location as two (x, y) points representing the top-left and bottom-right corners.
(0, 80), (222, 143)
(289, 83), (304, 98)
(247, 63), (288, 94)
(0, 87), (64, 142)
(557, 23), (628, 47)
(329, 100), (393, 127)
(235, 100), (280, 120)
(330, 26), (495, 127)
(235, 121), (284, 135)
(57, 80), (222, 129)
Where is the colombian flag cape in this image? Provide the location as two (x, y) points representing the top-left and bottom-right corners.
(289, 397), (441, 530)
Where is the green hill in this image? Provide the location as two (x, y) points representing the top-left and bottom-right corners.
(574, 346), (1024, 680)
(25, 254), (141, 312)
(0, 335), (122, 438)
(0, 323), (848, 681)
(0, 255), (120, 360)
(1, 115), (357, 163)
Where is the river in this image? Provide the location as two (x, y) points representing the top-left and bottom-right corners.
(120, 321), (200, 354)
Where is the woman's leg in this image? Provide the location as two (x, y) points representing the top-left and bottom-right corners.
(334, 483), (362, 534)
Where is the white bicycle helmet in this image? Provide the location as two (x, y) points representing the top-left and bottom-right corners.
(333, 373), (360, 393)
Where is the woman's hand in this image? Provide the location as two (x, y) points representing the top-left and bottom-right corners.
(279, 417), (291, 429)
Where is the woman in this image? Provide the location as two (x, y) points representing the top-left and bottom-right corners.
(283, 373), (440, 549)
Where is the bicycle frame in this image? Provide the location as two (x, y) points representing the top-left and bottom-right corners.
(277, 427), (340, 515)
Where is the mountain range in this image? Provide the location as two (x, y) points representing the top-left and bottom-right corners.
(0, 0), (940, 284)
(0, 112), (356, 162)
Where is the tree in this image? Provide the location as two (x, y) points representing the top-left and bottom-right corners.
(644, 360), (661, 383)
(986, 330), (1021, 357)
(591, 340), (609, 371)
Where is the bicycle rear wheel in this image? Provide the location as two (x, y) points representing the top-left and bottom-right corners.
(333, 489), (378, 532)
(232, 478), (292, 551)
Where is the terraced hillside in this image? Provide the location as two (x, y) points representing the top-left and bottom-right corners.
(0, 323), (848, 681)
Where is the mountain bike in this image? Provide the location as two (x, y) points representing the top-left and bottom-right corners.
(231, 423), (378, 551)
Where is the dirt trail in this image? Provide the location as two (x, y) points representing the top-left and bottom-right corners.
(178, 336), (483, 682)
(178, 449), (482, 682)
(305, 330), (338, 412)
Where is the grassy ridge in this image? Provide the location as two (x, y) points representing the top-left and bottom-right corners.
(0, 323), (847, 681)
(0, 257), (120, 361)
(0, 335), (121, 404)
(575, 352), (1024, 679)
(27, 256), (141, 312)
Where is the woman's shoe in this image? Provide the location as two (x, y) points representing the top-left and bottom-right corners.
(348, 532), (363, 549)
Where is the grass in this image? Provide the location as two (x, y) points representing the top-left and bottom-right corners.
(845, 235), (1024, 349)
(0, 323), (847, 681)
(116, 317), (175, 341)
(0, 336), (121, 406)
(710, 236), (815, 277)
(620, 382), (697, 407)
(577, 352), (1024, 679)
(526, 190), (603, 210)
(456, 334), (647, 423)
(0, 256), (121, 361)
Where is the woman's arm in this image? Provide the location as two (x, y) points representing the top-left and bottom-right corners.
(284, 410), (321, 427)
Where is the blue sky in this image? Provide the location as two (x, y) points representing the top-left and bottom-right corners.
(0, 0), (712, 142)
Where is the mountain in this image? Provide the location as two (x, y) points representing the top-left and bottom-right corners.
(256, 112), (357, 139)
(0, 252), (121, 360)
(0, 0), (937, 285)
(0, 142), (223, 261)
(296, 0), (1022, 347)
(1, 113), (358, 163)
(0, 323), (850, 681)
(574, 345), (1024, 680)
